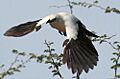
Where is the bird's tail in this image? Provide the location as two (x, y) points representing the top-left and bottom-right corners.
(4, 20), (40, 37)
(62, 35), (99, 75)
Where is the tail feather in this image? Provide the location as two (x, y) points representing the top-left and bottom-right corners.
(71, 48), (89, 73)
(78, 45), (97, 67)
(75, 46), (94, 70)
(70, 48), (83, 74)
(63, 49), (71, 69)
(63, 35), (99, 75)
(81, 45), (98, 66)
(69, 51), (77, 73)
(4, 20), (40, 37)
(71, 48), (83, 68)
(78, 40), (98, 66)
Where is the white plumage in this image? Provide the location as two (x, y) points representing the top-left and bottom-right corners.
(36, 12), (80, 40)
(4, 12), (99, 75)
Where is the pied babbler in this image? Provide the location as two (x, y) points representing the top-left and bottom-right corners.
(4, 12), (99, 75)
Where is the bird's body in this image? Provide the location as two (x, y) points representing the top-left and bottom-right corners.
(4, 12), (99, 75)
(36, 12), (82, 39)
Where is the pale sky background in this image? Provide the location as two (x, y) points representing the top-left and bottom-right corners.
(0, 0), (120, 79)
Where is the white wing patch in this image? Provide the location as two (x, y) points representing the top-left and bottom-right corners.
(36, 14), (56, 27)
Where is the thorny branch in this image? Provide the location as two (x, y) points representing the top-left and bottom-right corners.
(50, 0), (120, 14)
(0, 50), (31, 79)
(105, 42), (120, 79)
(93, 34), (120, 79)
(44, 40), (63, 79)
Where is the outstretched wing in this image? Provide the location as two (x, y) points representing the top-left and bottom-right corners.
(36, 14), (66, 36)
(4, 20), (40, 37)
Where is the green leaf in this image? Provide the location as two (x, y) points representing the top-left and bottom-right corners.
(37, 56), (43, 63)
(111, 64), (120, 69)
(45, 61), (52, 64)
(44, 49), (49, 53)
(113, 52), (119, 56)
(71, 2), (78, 5)
(116, 64), (120, 68)
(12, 49), (18, 54)
(94, 0), (99, 4)
(113, 41), (120, 44)
(52, 69), (57, 73)
(99, 40), (105, 44)
(49, 42), (54, 45)
(57, 62), (62, 66)
(112, 8), (120, 14)
(29, 53), (37, 59)
(7, 71), (14, 75)
(2, 72), (7, 78)
(117, 45), (120, 49)
(59, 54), (63, 57)
(51, 49), (55, 52)
(0, 64), (5, 68)
(12, 68), (20, 72)
(88, 5), (92, 8)
(53, 72), (59, 77)
(105, 6), (112, 13)
(17, 64), (23, 68)
(111, 58), (117, 63)
(111, 65), (116, 69)
(18, 52), (26, 56)
(116, 74), (120, 78)
(48, 66), (53, 69)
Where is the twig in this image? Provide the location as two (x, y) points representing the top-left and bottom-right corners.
(80, 1), (105, 10)
(104, 40), (117, 50)
(101, 39), (120, 79)
(107, 43), (120, 79)
(49, 5), (68, 8)
(67, 0), (73, 14)
(44, 41), (63, 79)
(9, 54), (19, 70)
(115, 55), (120, 78)
(0, 51), (32, 79)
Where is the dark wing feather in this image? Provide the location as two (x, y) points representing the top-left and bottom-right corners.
(77, 21), (99, 37)
(63, 35), (99, 75)
(4, 20), (40, 37)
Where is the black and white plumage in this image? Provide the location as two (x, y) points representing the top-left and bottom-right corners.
(4, 12), (99, 75)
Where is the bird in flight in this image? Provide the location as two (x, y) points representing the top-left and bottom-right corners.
(4, 12), (99, 75)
